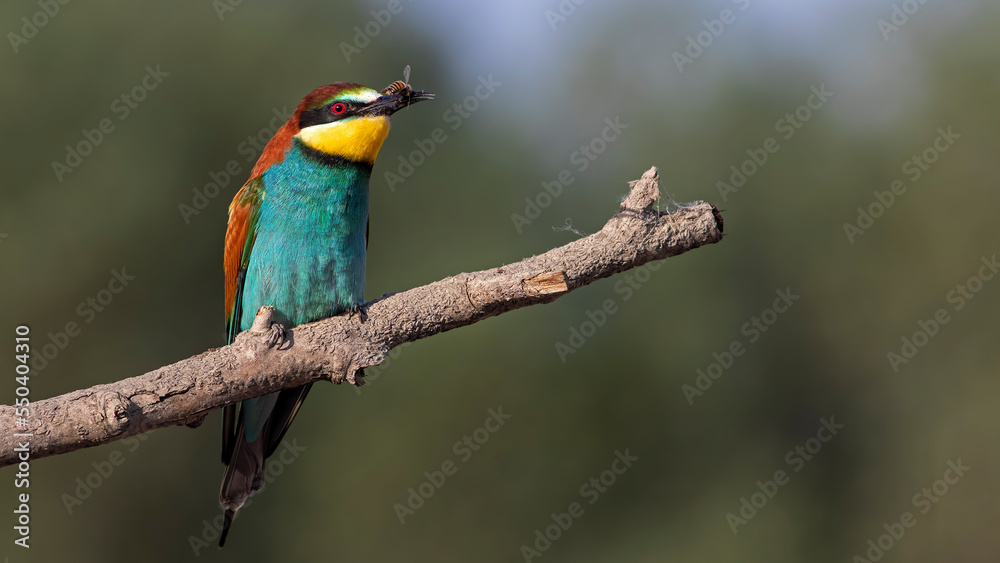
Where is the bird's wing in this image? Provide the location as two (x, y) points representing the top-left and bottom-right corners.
(224, 176), (265, 344)
(221, 176), (264, 463)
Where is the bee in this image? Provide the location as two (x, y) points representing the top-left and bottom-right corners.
(382, 80), (409, 96)
(381, 65), (412, 96)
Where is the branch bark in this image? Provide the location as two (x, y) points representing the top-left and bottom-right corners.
(0, 167), (724, 468)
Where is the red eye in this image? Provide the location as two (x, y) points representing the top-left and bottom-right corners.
(332, 102), (346, 114)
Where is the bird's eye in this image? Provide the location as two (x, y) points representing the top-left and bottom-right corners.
(332, 102), (347, 115)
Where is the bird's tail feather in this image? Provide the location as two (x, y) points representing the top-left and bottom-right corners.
(219, 508), (237, 547)
(218, 415), (266, 547)
(217, 384), (313, 547)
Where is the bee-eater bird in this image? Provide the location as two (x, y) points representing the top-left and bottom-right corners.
(218, 78), (433, 546)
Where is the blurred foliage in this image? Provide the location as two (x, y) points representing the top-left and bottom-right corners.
(1, 0), (999, 561)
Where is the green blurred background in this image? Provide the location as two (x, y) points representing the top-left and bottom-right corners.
(2, 0), (998, 561)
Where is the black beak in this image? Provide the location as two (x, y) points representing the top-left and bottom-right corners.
(366, 89), (435, 117)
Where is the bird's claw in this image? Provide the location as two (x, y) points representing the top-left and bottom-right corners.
(347, 367), (366, 386)
(350, 304), (368, 323)
(265, 322), (286, 348)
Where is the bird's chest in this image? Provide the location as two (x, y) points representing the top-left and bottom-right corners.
(240, 163), (369, 329)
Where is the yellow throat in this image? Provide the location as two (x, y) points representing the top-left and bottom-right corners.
(296, 116), (391, 164)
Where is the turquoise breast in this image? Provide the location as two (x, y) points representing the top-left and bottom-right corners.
(240, 139), (371, 331)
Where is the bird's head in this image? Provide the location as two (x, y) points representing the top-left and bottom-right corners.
(290, 81), (434, 166)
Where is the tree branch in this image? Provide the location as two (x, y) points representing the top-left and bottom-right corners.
(0, 167), (724, 468)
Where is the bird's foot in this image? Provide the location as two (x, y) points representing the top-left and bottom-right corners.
(251, 305), (286, 348)
(350, 304), (368, 323)
(347, 367), (366, 386)
(264, 322), (286, 349)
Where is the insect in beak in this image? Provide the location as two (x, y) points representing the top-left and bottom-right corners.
(381, 64), (413, 97)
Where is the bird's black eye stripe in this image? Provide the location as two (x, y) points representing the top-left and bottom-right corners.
(299, 101), (357, 129)
(337, 101), (362, 113)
